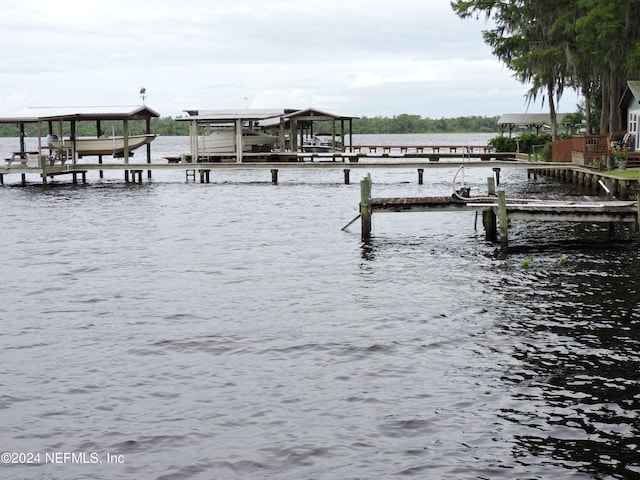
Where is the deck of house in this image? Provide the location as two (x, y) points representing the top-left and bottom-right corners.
(566, 134), (640, 168)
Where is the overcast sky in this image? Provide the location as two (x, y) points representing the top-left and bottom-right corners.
(0, 0), (581, 119)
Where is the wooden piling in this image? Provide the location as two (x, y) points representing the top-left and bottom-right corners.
(271, 169), (279, 185)
(487, 177), (495, 196)
(360, 174), (372, 240)
(483, 209), (497, 241)
(498, 190), (508, 247)
(344, 168), (350, 185)
(493, 167), (501, 186)
(199, 169), (210, 183)
(637, 194), (640, 234)
(418, 168), (424, 185)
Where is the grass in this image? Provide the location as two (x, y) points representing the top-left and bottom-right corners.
(600, 168), (640, 179)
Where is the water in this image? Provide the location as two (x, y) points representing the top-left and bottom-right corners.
(1, 135), (639, 479)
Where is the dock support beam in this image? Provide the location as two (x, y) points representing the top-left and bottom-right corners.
(199, 169), (210, 183)
(498, 190), (508, 247)
(483, 209), (497, 241)
(418, 168), (424, 185)
(186, 169), (196, 182)
(271, 169), (279, 185)
(343, 168), (350, 185)
(360, 174), (372, 240)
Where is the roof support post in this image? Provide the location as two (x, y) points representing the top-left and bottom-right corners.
(279, 117), (286, 152)
(123, 119), (129, 165)
(146, 117), (152, 178)
(235, 118), (243, 163)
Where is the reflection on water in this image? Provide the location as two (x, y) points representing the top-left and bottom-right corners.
(489, 248), (640, 478)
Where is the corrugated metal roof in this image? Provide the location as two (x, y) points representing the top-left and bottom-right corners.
(180, 109), (291, 123)
(180, 107), (357, 125)
(497, 113), (570, 125)
(0, 105), (160, 123)
(260, 108), (357, 127)
(281, 108), (356, 120)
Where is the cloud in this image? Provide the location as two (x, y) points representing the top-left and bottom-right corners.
(0, 0), (580, 118)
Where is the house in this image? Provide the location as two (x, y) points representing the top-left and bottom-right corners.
(618, 80), (640, 151)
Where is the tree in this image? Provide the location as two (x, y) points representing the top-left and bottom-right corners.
(451, 0), (640, 134)
(574, 0), (640, 133)
(452, 0), (573, 140)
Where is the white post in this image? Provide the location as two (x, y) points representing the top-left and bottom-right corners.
(191, 120), (198, 162)
(236, 118), (243, 163)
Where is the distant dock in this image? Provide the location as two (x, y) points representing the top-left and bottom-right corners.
(164, 146), (516, 164)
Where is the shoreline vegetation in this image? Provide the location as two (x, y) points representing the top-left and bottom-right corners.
(0, 114), (501, 138)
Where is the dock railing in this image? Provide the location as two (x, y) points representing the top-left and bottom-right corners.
(572, 134), (610, 155)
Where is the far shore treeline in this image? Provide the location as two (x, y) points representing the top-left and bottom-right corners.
(0, 114), (501, 137)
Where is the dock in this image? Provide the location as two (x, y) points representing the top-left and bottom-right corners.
(163, 148), (516, 164)
(358, 174), (640, 245)
(0, 158), (563, 186)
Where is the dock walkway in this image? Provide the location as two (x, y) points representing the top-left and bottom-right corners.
(165, 148), (516, 163)
(358, 175), (640, 245)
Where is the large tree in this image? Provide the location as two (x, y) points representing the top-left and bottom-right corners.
(451, 0), (640, 134)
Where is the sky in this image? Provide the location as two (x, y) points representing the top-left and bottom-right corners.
(0, 0), (581, 119)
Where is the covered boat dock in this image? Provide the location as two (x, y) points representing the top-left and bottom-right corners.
(176, 107), (357, 163)
(0, 105), (159, 184)
(497, 113), (573, 136)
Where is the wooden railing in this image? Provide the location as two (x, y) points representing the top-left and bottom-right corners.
(571, 134), (610, 155)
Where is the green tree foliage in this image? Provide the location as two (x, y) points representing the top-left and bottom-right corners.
(351, 115), (500, 133)
(451, 0), (640, 134)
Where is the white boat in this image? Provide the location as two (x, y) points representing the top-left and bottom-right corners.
(47, 134), (156, 157)
(302, 135), (343, 153)
(197, 130), (278, 153)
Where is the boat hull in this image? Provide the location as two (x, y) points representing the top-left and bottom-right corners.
(50, 134), (156, 157)
(197, 131), (278, 153)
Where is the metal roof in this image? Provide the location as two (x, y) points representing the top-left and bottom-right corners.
(0, 105), (160, 123)
(180, 107), (357, 126)
(497, 113), (571, 126)
(260, 108), (357, 127)
(180, 108), (293, 123)
(281, 108), (356, 120)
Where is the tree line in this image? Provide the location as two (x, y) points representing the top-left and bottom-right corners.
(451, 0), (640, 137)
(0, 114), (502, 137)
(349, 114), (500, 134)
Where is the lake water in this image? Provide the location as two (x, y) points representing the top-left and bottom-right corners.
(1, 135), (639, 479)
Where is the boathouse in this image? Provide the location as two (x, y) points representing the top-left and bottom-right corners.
(178, 107), (357, 163)
(497, 113), (572, 136)
(0, 105), (159, 184)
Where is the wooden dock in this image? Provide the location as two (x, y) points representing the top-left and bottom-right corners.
(358, 174), (640, 245)
(165, 147), (516, 164)
(0, 158), (563, 186)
